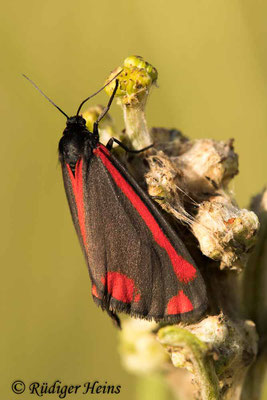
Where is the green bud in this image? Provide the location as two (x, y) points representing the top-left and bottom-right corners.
(103, 56), (157, 149)
(123, 55), (158, 82)
(105, 56), (158, 106)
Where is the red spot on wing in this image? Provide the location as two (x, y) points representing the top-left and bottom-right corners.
(102, 272), (140, 303)
(134, 292), (141, 302)
(94, 145), (196, 284)
(167, 291), (194, 314)
(66, 160), (87, 246)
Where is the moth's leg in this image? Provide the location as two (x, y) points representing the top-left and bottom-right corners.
(106, 137), (154, 153)
(149, 195), (165, 201)
(106, 308), (121, 329)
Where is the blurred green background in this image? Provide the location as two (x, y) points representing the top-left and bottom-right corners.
(1, 1), (266, 399)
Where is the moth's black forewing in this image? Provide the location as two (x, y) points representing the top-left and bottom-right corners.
(61, 146), (207, 324)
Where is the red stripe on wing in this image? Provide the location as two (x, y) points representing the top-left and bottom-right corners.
(94, 145), (196, 284)
(66, 160), (87, 246)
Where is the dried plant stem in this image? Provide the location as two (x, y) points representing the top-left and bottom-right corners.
(158, 326), (221, 400)
(122, 104), (153, 149)
(82, 56), (264, 400)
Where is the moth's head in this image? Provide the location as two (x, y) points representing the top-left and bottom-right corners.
(66, 115), (87, 128)
(59, 118), (88, 166)
(63, 115), (87, 136)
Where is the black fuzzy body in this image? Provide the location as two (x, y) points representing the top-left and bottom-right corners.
(58, 116), (98, 173)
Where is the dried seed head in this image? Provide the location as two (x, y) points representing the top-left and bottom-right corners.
(145, 131), (259, 270)
(192, 199), (259, 270)
(174, 139), (239, 194)
(146, 151), (194, 224)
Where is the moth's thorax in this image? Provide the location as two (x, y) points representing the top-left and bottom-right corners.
(58, 115), (99, 168)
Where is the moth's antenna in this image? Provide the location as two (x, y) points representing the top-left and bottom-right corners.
(22, 74), (70, 119)
(96, 80), (119, 124)
(76, 69), (123, 116)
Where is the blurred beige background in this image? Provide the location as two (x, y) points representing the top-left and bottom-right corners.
(1, 1), (266, 399)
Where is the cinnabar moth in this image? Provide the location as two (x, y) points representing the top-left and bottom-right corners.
(23, 74), (207, 328)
